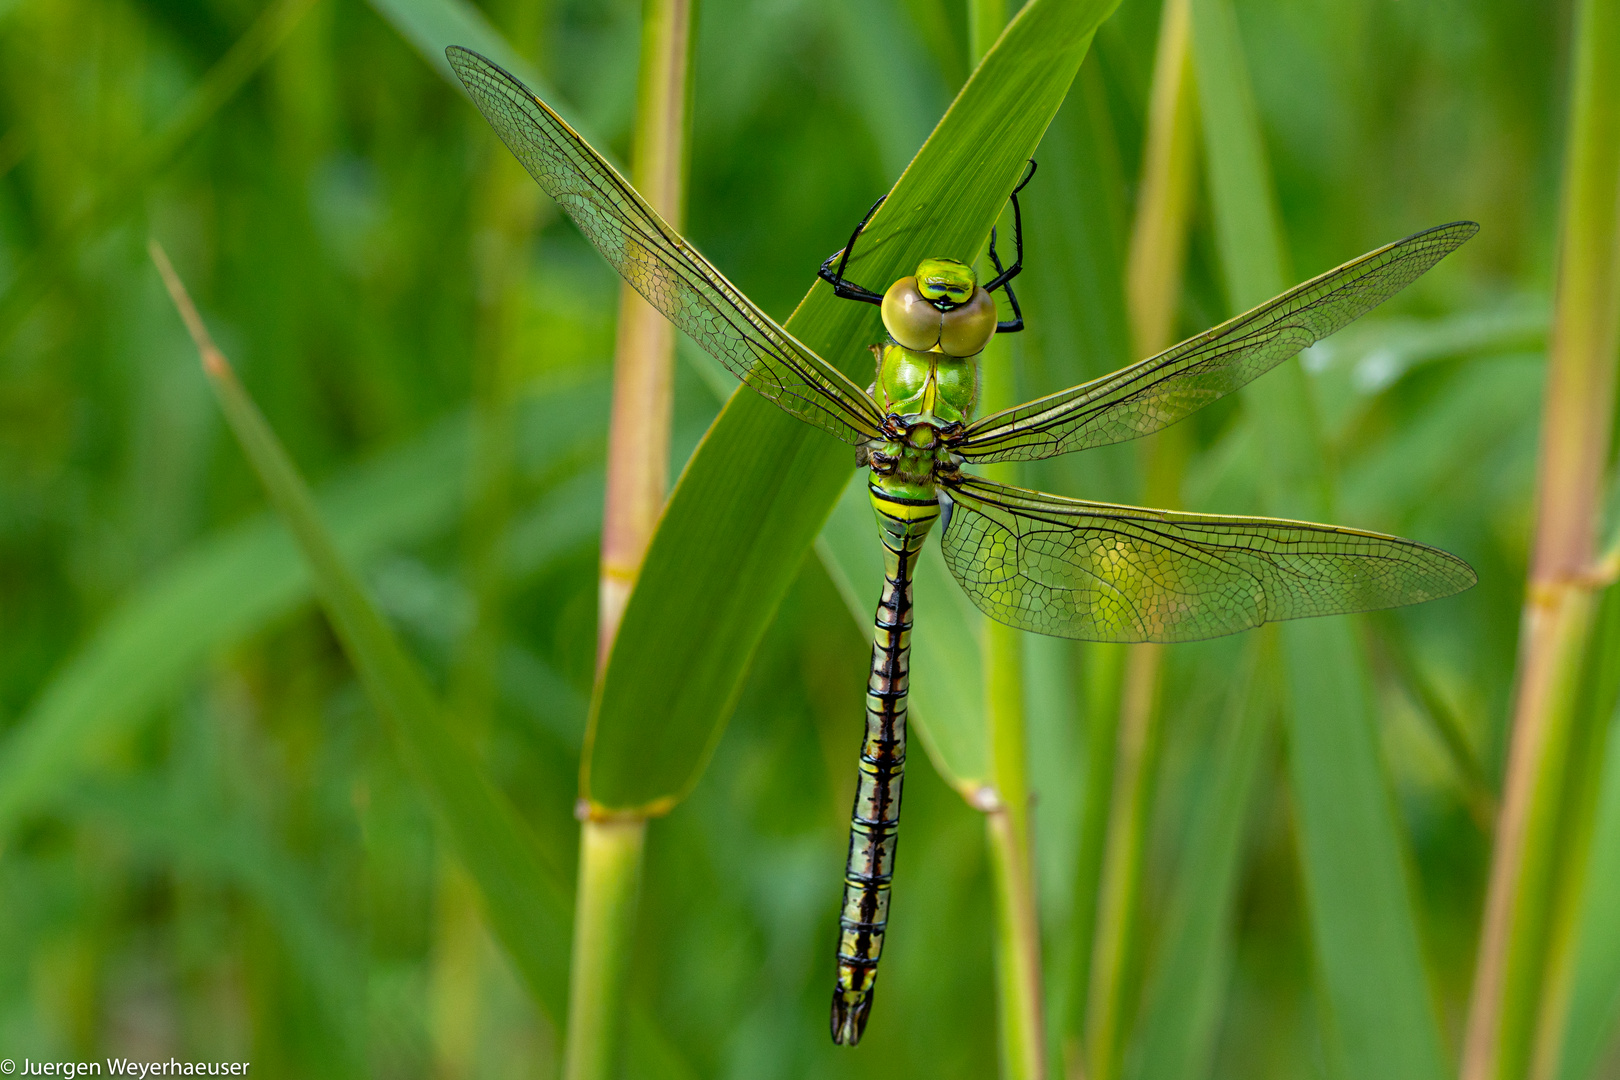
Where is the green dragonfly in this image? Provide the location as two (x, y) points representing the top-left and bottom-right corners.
(447, 46), (1477, 1047)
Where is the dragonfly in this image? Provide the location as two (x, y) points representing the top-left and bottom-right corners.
(447, 46), (1478, 1047)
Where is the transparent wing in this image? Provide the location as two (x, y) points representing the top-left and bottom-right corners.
(447, 47), (884, 445)
(940, 474), (1475, 643)
(954, 222), (1479, 463)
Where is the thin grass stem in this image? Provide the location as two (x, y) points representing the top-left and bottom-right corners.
(1461, 0), (1620, 1074)
(564, 818), (648, 1080)
(567, 1), (694, 1075)
(1083, 645), (1161, 1080)
(968, 2), (1047, 1076)
(1060, 642), (1123, 1080)
(596, 0), (697, 667)
(1079, 2), (1195, 1074)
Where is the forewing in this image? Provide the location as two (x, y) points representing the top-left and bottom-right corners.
(940, 475), (1475, 643)
(447, 47), (883, 445)
(955, 221), (1479, 463)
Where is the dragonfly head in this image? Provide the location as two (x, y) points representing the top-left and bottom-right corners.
(914, 258), (977, 305)
(881, 259), (997, 357)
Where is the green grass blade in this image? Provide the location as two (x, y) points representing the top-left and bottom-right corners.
(151, 245), (574, 1020)
(586, 0), (1123, 815)
(0, 380), (602, 852)
(1124, 644), (1270, 1080)
(1536, 583), (1620, 1080)
(1190, 2), (1449, 1077)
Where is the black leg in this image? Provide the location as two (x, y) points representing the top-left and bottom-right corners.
(818, 193), (888, 306)
(988, 231), (1024, 334)
(984, 159), (1036, 295)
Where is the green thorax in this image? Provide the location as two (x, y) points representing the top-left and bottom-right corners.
(874, 342), (979, 427)
(866, 344), (975, 500)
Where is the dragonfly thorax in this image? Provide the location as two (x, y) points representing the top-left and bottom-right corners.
(873, 341), (977, 425)
(864, 409), (965, 497)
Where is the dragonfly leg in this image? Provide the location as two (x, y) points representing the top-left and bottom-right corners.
(983, 159), (1036, 307)
(819, 193), (888, 305)
(989, 234), (1024, 334)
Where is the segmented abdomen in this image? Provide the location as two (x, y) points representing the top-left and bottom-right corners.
(831, 481), (939, 1046)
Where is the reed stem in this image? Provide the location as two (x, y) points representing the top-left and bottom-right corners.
(596, 0), (696, 666)
(1461, 1), (1620, 1072)
(1080, 2), (1195, 1074)
(967, 3), (1046, 1076)
(1060, 643), (1123, 1080)
(985, 612), (1045, 1080)
(563, 818), (648, 1080)
(979, 317), (1045, 1079)
(567, 1), (694, 1076)
(1083, 646), (1161, 1080)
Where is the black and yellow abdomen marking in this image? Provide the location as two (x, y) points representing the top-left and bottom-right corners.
(831, 480), (940, 1046)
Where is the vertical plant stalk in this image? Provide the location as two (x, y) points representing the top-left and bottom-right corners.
(1530, 579), (1620, 1080)
(1462, 0), (1620, 1075)
(596, 0), (696, 667)
(432, 863), (487, 1078)
(568, 3), (694, 1078)
(1083, 656), (1161, 1080)
(984, 608), (1045, 1080)
(1061, 642), (1123, 1080)
(565, 818), (648, 1080)
(969, 3), (1045, 1077)
(1081, 2), (1195, 1077)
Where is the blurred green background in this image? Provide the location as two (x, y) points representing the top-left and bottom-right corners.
(0, 0), (1610, 1076)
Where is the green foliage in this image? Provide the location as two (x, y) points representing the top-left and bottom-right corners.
(2, 0), (1619, 1076)
(163, 274), (575, 1016)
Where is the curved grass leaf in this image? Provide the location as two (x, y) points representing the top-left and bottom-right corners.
(586, 0), (1124, 815)
(1190, 1), (1450, 1076)
(153, 247), (575, 1018)
(0, 381), (604, 851)
(1124, 644), (1270, 1080)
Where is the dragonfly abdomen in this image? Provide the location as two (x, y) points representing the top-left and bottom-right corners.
(832, 482), (939, 1046)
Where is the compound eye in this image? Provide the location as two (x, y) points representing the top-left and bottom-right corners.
(881, 277), (942, 351)
(938, 287), (997, 357)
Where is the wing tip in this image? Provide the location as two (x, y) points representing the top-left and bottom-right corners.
(1415, 218), (1482, 254)
(444, 43), (478, 74)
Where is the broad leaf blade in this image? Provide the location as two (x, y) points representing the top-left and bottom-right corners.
(587, 0), (1124, 814)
